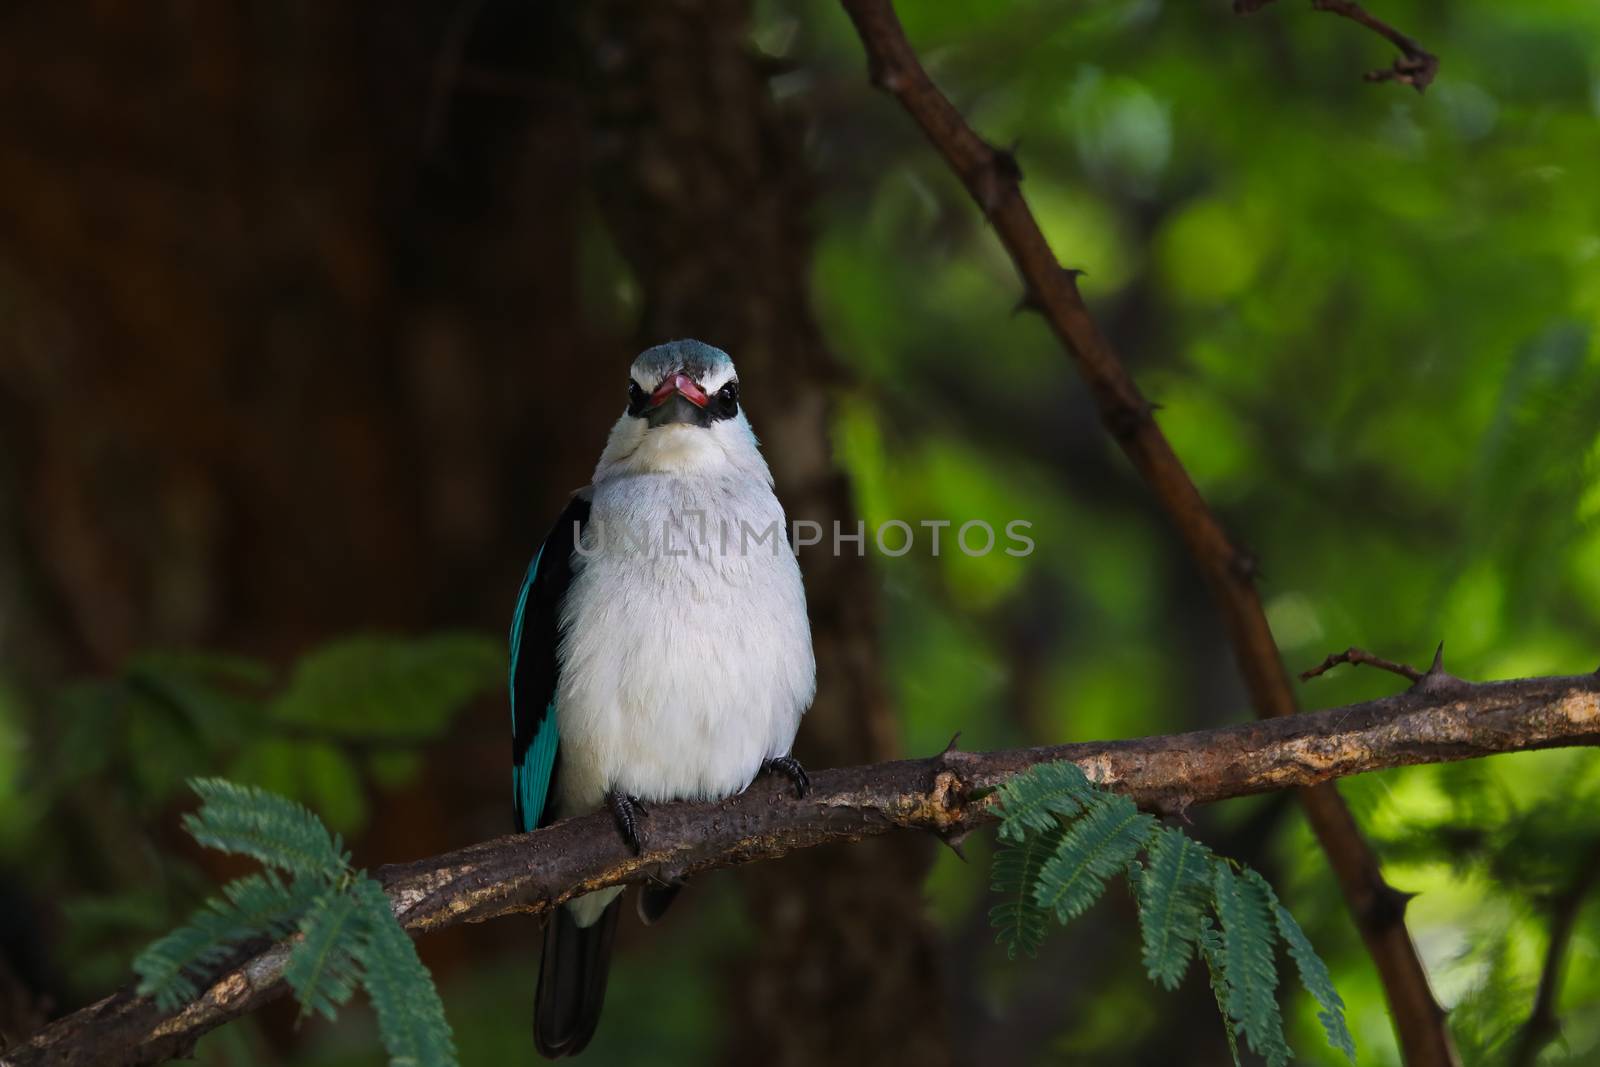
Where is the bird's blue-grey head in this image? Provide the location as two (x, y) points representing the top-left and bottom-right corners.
(595, 339), (764, 481)
(625, 340), (739, 429)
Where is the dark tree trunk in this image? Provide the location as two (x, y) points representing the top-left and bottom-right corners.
(0, 0), (613, 667)
(577, 2), (950, 1062)
(0, 0), (613, 1013)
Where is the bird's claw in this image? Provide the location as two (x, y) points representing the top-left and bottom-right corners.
(761, 755), (811, 798)
(608, 790), (647, 853)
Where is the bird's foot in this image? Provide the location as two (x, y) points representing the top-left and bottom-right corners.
(608, 790), (648, 853)
(761, 755), (811, 798)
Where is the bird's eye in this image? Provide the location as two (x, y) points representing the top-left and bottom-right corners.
(711, 380), (739, 420)
(718, 382), (738, 403)
(627, 380), (645, 414)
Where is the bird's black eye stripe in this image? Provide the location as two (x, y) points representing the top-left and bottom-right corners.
(712, 380), (739, 421)
(627, 380), (646, 416)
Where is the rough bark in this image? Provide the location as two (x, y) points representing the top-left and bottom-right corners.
(7, 671), (1598, 1067)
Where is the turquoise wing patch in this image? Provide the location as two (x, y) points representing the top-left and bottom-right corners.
(509, 491), (589, 833)
(515, 701), (559, 833)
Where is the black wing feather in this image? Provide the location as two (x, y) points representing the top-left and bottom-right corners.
(511, 490), (591, 832)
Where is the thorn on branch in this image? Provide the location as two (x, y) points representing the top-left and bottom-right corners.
(1012, 290), (1044, 316)
(1155, 794), (1195, 823)
(1364, 880), (1418, 929)
(1410, 641), (1469, 697)
(864, 54), (905, 94)
(1299, 646), (1424, 683)
(938, 827), (972, 861)
(1230, 549), (1261, 583)
(1106, 400), (1157, 443)
(749, 51), (800, 81)
(991, 141), (1024, 183)
(973, 142), (1023, 218)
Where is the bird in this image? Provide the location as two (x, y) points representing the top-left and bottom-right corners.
(509, 339), (816, 1058)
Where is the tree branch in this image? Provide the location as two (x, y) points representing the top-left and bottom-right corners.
(835, 2), (1458, 1061)
(1300, 642), (1445, 684)
(1234, 0), (1439, 91)
(6, 673), (1599, 1067)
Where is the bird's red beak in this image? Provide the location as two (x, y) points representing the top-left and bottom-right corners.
(648, 371), (709, 409)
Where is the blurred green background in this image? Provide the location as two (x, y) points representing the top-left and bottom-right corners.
(3, 0), (1599, 1064)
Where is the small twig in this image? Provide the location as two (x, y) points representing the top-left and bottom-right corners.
(1301, 646), (1425, 683)
(1302, 643), (1471, 699)
(1235, 0), (1439, 92)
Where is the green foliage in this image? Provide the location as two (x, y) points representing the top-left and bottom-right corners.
(1469, 323), (1600, 609)
(993, 759), (1097, 842)
(286, 890), (365, 1021)
(1275, 901), (1356, 1061)
(135, 872), (322, 1010)
(1138, 827), (1212, 990)
(270, 633), (501, 740)
(991, 761), (1351, 1064)
(1360, 751), (1600, 1062)
(135, 779), (458, 1067)
(1199, 916), (1243, 1067)
(1213, 866), (1292, 1067)
(990, 824), (1065, 959)
(1034, 792), (1155, 922)
(6, 630), (499, 1000)
(351, 879), (460, 1067)
(183, 778), (350, 877)
(796, 0), (1600, 1057)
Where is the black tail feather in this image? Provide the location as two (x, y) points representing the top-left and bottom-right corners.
(534, 899), (620, 1058)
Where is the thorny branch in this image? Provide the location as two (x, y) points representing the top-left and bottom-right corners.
(5, 672), (1599, 1067)
(836, 1), (1456, 1062)
(1234, 0), (1439, 90)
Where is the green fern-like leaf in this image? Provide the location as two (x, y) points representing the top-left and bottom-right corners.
(134, 871), (318, 1010)
(989, 824), (1066, 959)
(1212, 862), (1292, 1067)
(1138, 827), (1212, 990)
(987, 761), (1350, 1066)
(1033, 794), (1155, 922)
(286, 889), (365, 1021)
(994, 761), (1098, 843)
(182, 778), (349, 878)
(1199, 915), (1243, 1067)
(351, 879), (459, 1067)
(1275, 901), (1356, 1062)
